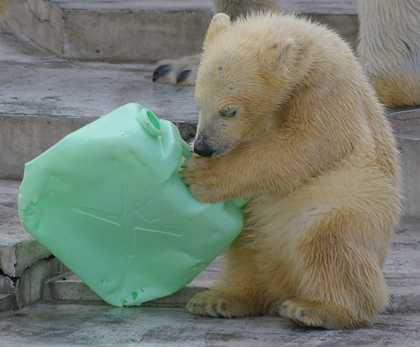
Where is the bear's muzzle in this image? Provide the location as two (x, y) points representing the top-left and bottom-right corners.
(194, 137), (214, 158)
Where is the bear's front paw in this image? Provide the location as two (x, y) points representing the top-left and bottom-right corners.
(187, 291), (253, 318)
(152, 54), (200, 86)
(181, 155), (221, 203)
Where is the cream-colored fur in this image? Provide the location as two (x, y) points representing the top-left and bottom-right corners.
(214, 0), (276, 20)
(357, 0), (420, 108)
(183, 13), (402, 329)
(0, 0), (12, 20)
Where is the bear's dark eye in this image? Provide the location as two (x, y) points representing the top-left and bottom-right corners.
(220, 108), (238, 118)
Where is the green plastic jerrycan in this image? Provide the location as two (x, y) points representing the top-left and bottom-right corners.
(18, 103), (244, 307)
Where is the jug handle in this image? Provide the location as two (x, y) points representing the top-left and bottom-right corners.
(230, 198), (248, 209)
(181, 140), (193, 159)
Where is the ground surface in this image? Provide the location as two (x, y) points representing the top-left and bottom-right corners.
(1, 304), (420, 347)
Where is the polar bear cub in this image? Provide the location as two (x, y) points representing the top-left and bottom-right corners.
(183, 13), (402, 329)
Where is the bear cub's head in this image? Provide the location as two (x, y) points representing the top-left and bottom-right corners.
(194, 13), (296, 158)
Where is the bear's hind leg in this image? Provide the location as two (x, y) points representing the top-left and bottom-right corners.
(277, 214), (391, 329)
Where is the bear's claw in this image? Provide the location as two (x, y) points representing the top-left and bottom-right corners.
(280, 300), (324, 328)
(187, 291), (230, 318)
(152, 54), (201, 86)
(152, 64), (172, 82)
(187, 291), (256, 318)
(176, 69), (192, 84)
(279, 299), (366, 329)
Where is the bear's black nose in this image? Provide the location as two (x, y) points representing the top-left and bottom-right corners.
(194, 139), (214, 157)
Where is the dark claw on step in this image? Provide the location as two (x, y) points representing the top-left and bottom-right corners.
(177, 69), (191, 84)
(152, 64), (172, 82)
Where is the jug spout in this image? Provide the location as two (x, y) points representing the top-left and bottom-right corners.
(137, 108), (162, 138)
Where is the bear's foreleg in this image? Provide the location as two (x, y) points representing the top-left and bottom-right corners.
(183, 134), (337, 203)
(187, 289), (261, 318)
(187, 229), (265, 318)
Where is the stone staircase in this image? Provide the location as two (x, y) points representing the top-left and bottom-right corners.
(4, 0), (359, 63)
(1, 0), (420, 316)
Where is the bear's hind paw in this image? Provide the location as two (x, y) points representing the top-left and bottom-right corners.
(279, 299), (368, 329)
(152, 54), (200, 86)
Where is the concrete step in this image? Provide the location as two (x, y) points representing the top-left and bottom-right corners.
(387, 109), (420, 220)
(3, 0), (359, 63)
(4, 0), (213, 63)
(44, 257), (221, 308)
(0, 293), (14, 312)
(0, 180), (68, 311)
(0, 180), (51, 278)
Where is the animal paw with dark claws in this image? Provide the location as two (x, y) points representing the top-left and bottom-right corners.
(152, 54), (201, 86)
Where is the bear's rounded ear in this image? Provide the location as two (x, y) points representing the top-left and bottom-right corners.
(203, 13), (231, 50)
(263, 38), (295, 72)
